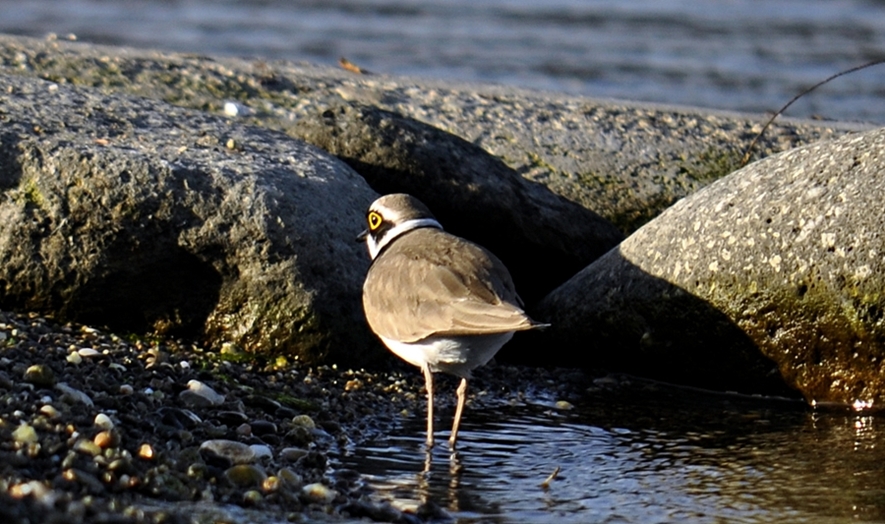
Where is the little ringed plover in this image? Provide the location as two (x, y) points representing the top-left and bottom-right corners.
(358, 193), (548, 448)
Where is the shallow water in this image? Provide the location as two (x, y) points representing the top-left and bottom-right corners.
(1, 0), (885, 123)
(333, 380), (885, 523)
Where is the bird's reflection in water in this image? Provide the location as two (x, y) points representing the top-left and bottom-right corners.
(415, 447), (465, 515)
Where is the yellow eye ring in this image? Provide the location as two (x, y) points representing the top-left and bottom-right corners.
(367, 211), (383, 231)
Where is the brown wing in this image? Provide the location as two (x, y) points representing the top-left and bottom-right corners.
(363, 228), (538, 343)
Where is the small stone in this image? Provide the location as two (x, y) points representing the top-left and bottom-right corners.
(277, 467), (303, 488)
(249, 444), (273, 461)
(138, 443), (155, 460)
(262, 476), (280, 493)
(179, 380), (225, 407)
(224, 101), (252, 117)
(77, 348), (102, 358)
(291, 414), (316, 430)
(23, 364), (55, 387)
(251, 420), (277, 436)
(94, 430), (119, 449)
(158, 407), (202, 429)
(200, 439), (256, 466)
(224, 464), (267, 487)
(66, 352), (83, 365)
(555, 400), (574, 410)
(243, 489), (263, 506)
(39, 404), (60, 419)
(94, 413), (114, 430)
(301, 482), (337, 504)
(279, 447), (309, 462)
(12, 424), (38, 445)
(119, 384), (134, 395)
(73, 438), (102, 457)
(56, 383), (94, 406)
(285, 425), (314, 447)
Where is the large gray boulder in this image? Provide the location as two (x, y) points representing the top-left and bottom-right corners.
(0, 34), (867, 236)
(292, 102), (624, 304)
(0, 73), (378, 365)
(538, 127), (885, 406)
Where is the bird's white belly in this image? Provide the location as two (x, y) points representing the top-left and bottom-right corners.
(380, 332), (514, 378)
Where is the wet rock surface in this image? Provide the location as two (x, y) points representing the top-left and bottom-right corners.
(0, 73), (378, 365)
(538, 126), (885, 405)
(0, 309), (584, 522)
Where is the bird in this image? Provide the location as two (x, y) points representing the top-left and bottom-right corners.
(358, 193), (548, 449)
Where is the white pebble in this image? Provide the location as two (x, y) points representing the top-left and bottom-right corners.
(39, 405), (60, 419)
(12, 423), (38, 444)
(94, 413), (114, 430)
(301, 483), (336, 504)
(249, 444), (273, 461)
(180, 380), (224, 406)
(77, 348), (101, 358)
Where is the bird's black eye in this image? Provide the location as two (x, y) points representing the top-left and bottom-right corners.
(367, 211), (383, 231)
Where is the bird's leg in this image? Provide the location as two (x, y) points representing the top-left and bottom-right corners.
(449, 378), (468, 449)
(422, 364), (434, 448)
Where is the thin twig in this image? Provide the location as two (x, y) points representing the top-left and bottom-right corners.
(740, 59), (885, 167)
(540, 465), (561, 489)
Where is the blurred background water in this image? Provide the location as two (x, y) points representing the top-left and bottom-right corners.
(0, 0), (883, 123)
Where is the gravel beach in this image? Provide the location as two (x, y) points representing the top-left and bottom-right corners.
(0, 309), (584, 523)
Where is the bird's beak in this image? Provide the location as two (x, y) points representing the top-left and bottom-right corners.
(356, 229), (368, 242)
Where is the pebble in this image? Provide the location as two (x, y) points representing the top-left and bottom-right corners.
(119, 384), (134, 395)
(66, 352), (83, 365)
(94, 430), (119, 449)
(224, 464), (267, 487)
(77, 347), (102, 358)
(55, 382), (94, 406)
(94, 413), (115, 430)
(243, 489), (263, 505)
(279, 447), (309, 463)
(291, 414), (316, 429)
(278, 467), (303, 488)
(301, 483), (337, 504)
(12, 423), (38, 445)
(23, 364), (56, 386)
(73, 438), (102, 456)
(249, 444), (273, 461)
(39, 404), (60, 419)
(179, 379), (225, 407)
(138, 443), (155, 460)
(200, 439), (256, 465)
(158, 406), (202, 429)
(251, 420), (278, 436)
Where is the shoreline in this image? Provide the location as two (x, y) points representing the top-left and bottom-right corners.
(0, 308), (587, 522)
